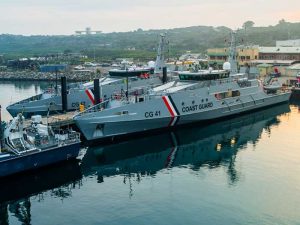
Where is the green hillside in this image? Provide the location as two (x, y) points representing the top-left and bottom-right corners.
(1, 20), (300, 61)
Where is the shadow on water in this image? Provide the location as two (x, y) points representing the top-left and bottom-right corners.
(81, 103), (290, 185)
(0, 160), (82, 225)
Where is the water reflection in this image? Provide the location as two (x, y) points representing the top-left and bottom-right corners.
(0, 103), (292, 224)
(0, 160), (82, 225)
(81, 103), (290, 187)
(0, 81), (54, 91)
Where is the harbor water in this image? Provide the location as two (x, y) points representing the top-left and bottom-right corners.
(0, 81), (300, 225)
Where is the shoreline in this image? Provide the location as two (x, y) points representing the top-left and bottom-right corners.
(0, 78), (85, 82)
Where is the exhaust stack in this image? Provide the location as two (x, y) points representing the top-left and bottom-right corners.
(61, 76), (68, 112)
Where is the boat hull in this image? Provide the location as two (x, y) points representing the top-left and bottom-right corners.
(75, 92), (291, 142)
(0, 142), (81, 177)
(7, 76), (162, 118)
(291, 88), (300, 100)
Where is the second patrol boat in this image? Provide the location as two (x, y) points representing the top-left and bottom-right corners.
(6, 34), (169, 118)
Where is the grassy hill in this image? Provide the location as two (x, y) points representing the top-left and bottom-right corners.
(1, 20), (300, 61)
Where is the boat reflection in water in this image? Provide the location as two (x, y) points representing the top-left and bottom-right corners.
(81, 103), (290, 185)
(0, 160), (82, 225)
(0, 103), (291, 224)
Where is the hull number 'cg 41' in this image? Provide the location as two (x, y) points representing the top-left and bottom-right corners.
(145, 111), (161, 118)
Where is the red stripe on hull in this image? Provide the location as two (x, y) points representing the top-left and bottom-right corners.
(162, 96), (175, 117)
(168, 117), (175, 127)
(85, 89), (95, 105)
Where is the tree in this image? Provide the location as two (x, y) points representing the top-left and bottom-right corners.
(278, 19), (287, 25)
(243, 21), (255, 30)
(64, 49), (72, 55)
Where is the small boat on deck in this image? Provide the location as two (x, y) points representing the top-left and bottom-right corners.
(108, 65), (153, 77)
(0, 114), (81, 177)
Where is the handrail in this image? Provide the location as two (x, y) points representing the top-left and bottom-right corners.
(76, 100), (111, 116)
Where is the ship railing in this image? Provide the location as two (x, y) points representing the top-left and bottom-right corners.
(54, 129), (80, 146)
(77, 100), (111, 115)
(10, 93), (44, 105)
(62, 132), (80, 145)
(68, 131), (81, 141)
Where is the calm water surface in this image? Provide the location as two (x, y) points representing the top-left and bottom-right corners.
(0, 81), (300, 225)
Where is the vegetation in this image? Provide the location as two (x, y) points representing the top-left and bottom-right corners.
(1, 20), (300, 62)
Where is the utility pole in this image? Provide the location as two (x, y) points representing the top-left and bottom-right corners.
(0, 105), (3, 152)
(55, 68), (58, 95)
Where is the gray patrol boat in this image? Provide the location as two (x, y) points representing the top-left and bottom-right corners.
(73, 31), (291, 142)
(6, 34), (169, 119)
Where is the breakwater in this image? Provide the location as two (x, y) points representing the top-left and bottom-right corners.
(0, 70), (109, 82)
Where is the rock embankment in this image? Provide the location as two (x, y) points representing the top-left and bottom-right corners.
(0, 70), (107, 81)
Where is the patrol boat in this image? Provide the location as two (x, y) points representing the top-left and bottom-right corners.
(73, 32), (291, 142)
(0, 114), (81, 177)
(6, 35), (169, 119)
(74, 67), (291, 142)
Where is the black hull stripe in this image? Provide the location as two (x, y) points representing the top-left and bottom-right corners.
(168, 96), (180, 116)
(174, 116), (180, 126)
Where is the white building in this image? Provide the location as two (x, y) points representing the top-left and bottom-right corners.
(276, 39), (300, 47)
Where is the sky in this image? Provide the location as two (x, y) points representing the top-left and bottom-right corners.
(0, 0), (300, 35)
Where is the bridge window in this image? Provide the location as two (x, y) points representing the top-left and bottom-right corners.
(179, 72), (229, 81)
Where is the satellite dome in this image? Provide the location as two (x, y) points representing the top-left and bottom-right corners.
(223, 62), (231, 71)
(147, 61), (156, 68)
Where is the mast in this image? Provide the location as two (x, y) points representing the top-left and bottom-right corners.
(229, 31), (238, 75)
(154, 33), (167, 74)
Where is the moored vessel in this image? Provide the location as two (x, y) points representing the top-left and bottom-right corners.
(74, 69), (291, 142)
(6, 35), (169, 119)
(0, 114), (81, 177)
(73, 31), (291, 142)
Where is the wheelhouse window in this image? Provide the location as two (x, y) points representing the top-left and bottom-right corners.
(179, 72), (229, 81)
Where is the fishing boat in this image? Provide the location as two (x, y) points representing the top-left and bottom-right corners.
(0, 114), (81, 177)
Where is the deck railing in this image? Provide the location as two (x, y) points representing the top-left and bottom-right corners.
(76, 100), (111, 116)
